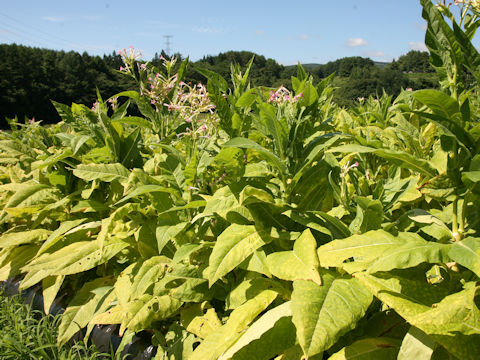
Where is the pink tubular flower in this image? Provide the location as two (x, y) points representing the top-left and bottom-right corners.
(140, 63), (147, 70)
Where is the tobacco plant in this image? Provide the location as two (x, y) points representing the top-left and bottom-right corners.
(1, 1), (480, 359)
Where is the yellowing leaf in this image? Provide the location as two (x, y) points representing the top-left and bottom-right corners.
(267, 229), (321, 284)
(208, 224), (271, 286)
(189, 289), (278, 360)
(291, 272), (372, 358)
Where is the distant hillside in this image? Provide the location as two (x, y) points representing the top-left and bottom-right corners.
(0, 45), (438, 128)
(374, 61), (390, 68)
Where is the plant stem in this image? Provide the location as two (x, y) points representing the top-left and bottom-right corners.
(452, 196), (460, 241)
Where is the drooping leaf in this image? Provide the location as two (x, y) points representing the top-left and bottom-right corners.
(42, 275), (65, 314)
(219, 302), (296, 360)
(291, 272), (373, 358)
(57, 277), (116, 346)
(189, 289), (278, 360)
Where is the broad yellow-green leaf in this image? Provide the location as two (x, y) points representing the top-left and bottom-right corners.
(267, 229), (321, 285)
(226, 277), (290, 310)
(114, 184), (179, 206)
(0, 229), (51, 248)
(318, 230), (451, 274)
(92, 294), (182, 336)
(42, 275), (65, 314)
(73, 163), (130, 183)
(291, 272), (372, 358)
(354, 268), (451, 320)
(409, 282), (480, 336)
(239, 249), (272, 277)
(181, 303), (222, 339)
(223, 137), (288, 176)
(194, 185), (252, 223)
(328, 145), (437, 177)
(96, 203), (141, 251)
(189, 289), (278, 360)
(208, 224), (271, 286)
(0, 244), (40, 281)
(282, 210), (332, 237)
(38, 218), (87, 255)
(449, 237), (480, 278)
(57, 277), (116, 346)
(114, 256), (171, 306)
(398, 327), (436, 360)
(219, 301), (296, 360)
(21, 238), (129, 288)
(164, 265), (210, 302)
(358, 269), (480, 359)
(329, 338), (401, 360)
(239, 186), (274, 205)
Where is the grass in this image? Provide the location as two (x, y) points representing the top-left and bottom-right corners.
(0, 289), (117, 360)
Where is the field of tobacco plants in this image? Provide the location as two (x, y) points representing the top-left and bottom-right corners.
(1, 1), (480, 359)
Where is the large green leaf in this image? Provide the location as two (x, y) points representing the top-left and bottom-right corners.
(223, 137), (288, 177)
(38, 218), (87, 255)
(291, 272), (372, 358)
(329, 338), (401, 360)
(20, 238), (129, 288)
(267, 229), (321, 284)
(0, 244), (40, 281)
(42, 275), (65, 314)
(397, 327), (436, 360)
(317, 230), (451, 274)
(219, 302), (296, 360)
(208, 224), (271, 286)
(354, 268), (451, 320)
(92, 294), (182, 336)
(181, 303), (222, 339)
(114, 257), (171, 306)
(226, 277), (289, 310)
(189, 289), (278, 360)
(73, 163), (130, 183)
(57, 277), (116, 346)
(449, 237), (480, 278)
(0, 229), (51, 248)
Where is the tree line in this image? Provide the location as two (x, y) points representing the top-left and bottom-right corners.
(0, 43), (438, 128)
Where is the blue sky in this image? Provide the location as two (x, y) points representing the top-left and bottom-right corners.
(0, 1), (428, 65)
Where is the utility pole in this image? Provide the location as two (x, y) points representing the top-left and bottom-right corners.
(163, 35), (173, 56)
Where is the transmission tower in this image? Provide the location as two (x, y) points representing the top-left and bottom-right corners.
(163, 35), (173, 56)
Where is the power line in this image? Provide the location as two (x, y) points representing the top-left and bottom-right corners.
(0, 12), (111, 54)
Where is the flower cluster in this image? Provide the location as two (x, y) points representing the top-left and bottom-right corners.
(164, 81), (218, 138)
(143, 72), (178, 105)
(268, 86), (302, 104)
(118, 46), (142, 74)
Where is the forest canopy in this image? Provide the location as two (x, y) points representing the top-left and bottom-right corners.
(0, 44), (437, 128)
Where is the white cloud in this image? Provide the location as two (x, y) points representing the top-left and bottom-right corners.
(409, 41), (428, 51)
(42, 16), (64, 23)
(0, 29), (9, 34)
(346, 37), (369, 47)
(255, 30), (265, 36)
(299, 34), (309, 40)
(363, 50), (387, 58)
